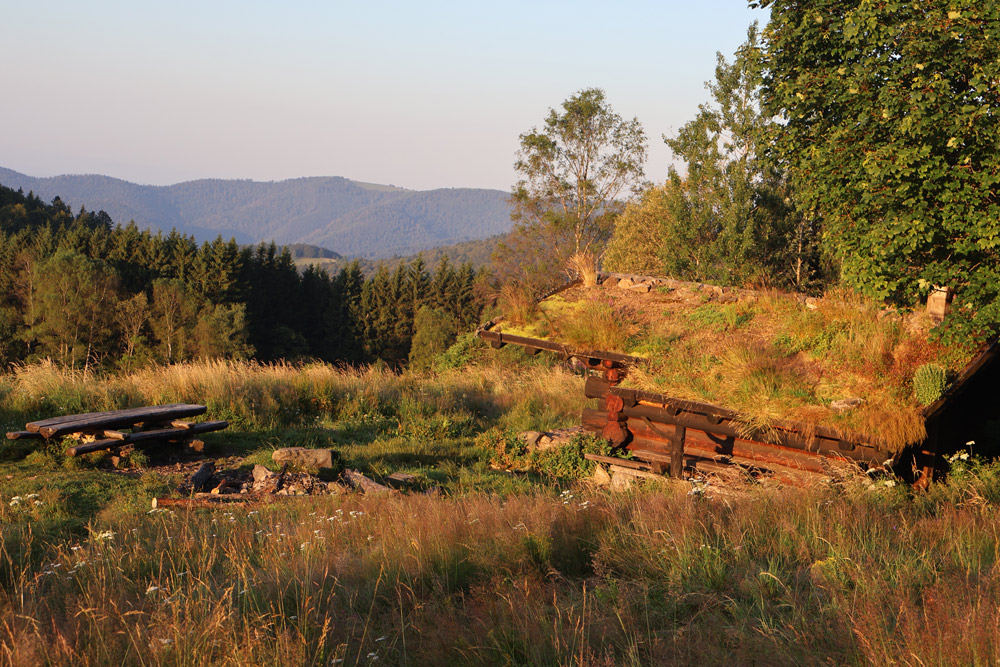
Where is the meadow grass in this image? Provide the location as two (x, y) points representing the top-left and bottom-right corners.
(2, 358), (1000, 664)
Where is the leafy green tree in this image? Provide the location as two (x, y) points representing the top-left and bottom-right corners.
(32, 251), (120, 370)
(150, 279), (198, 364)
(192, 303), (253, 359)
(757, 0), (1000, 336)
(496, 88), (648, 290)
(116, 292), (149, 370)
(645, 24), (816, 289)
(408, 305), (459, 370)
(603, 187), (671, 275)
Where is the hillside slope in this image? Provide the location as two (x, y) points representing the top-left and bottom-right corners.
(0, 167), (512, 257)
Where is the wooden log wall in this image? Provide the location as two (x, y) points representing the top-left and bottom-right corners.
(583, 376), (894, 480)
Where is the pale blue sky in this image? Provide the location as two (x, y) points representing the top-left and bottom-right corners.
(2, 1), (765, 191)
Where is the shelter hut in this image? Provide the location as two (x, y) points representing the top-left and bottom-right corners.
(478, 273), (1000, 485)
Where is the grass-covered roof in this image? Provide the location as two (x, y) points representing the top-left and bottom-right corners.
(491, 275), (982, 451)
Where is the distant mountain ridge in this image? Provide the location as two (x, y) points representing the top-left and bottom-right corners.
(0, 167), (513, 258)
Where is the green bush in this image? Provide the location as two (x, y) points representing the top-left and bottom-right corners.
(480, 428), (612, 480)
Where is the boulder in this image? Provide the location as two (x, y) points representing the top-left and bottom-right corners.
(272, 447), (337, 471)
(628, 282), (652, 293)
(617, 277), (635, 289)
(518, 431), (544, 447)
(592, 464), (612, 487)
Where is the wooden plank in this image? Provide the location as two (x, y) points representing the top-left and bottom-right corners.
(26, 404), (199, 431)
(583, 452), (651, 471)
(5, 431), (44, 441)
(476, 329), (644, 366)
(151, 494), (303, 509)
(65, 420), (228, 456)
(38, 405), (208, 438)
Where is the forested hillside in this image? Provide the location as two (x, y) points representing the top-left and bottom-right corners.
(293, 235), (502, 277)
(0, 185), (486, 371)
(0, 168), (512, 257)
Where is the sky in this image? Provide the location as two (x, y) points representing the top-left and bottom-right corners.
(2, 1), (766, 192)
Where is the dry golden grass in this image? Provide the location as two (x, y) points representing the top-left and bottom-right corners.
(494, 282), (972, 450)
(496, 282), (538, 326)
(6, 470), (1000, 665)
(1, 357), (587, 439)
(567, 250), (598, 288)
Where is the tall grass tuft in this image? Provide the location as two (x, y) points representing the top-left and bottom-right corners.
(567, 250), (598, 288)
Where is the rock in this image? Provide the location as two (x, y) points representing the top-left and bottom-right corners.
(386, 472), (420, 489)
(831, 398), (864, 412)
(190, 462), (214, 491)
(252, 464), (283, 493)
(252, 464), (277, 484)
(592, 464), (612, 487)
(617, 277), (635, 289)
(602, 277), (619, 288)
(519, 431), (544, 447)
(343, 469), (392, 494)
(327, 481), (350, 494)
(610, 471), (633, 491)
(608, 465), (670, 491)
(272, 447), (337, 471)
(628, 282), (652, 293)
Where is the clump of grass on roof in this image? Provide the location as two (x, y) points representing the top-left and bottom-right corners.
(496, 281), (976, 451)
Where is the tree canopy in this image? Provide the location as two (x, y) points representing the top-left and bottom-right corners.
(0, 185), (486, 370)
(757, 0), (1000, 338)
(496, 88), (647, 290)
(606, 25), (819, 290)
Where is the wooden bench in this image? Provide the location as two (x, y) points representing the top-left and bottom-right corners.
(5, 404), (228, 457)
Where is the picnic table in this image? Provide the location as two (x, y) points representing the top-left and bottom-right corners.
(5, 404), (228, 457)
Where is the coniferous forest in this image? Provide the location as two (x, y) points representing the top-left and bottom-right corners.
(0, 184), (486, 372)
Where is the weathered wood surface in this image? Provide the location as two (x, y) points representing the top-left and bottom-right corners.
(5, 431), (44, 441)
(582, 409), (836, 478)
(343, 469), (392, 494)
(190, 462), (215, 491)
(151, 494), (300, 509)
(26, 404), (199, 430)
(30, 404), (207, 438)
(64, 420), (229, 457)
(583, 452), (651, 471)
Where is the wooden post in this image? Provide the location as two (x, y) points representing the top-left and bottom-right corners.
(671, 425), (686, 479)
